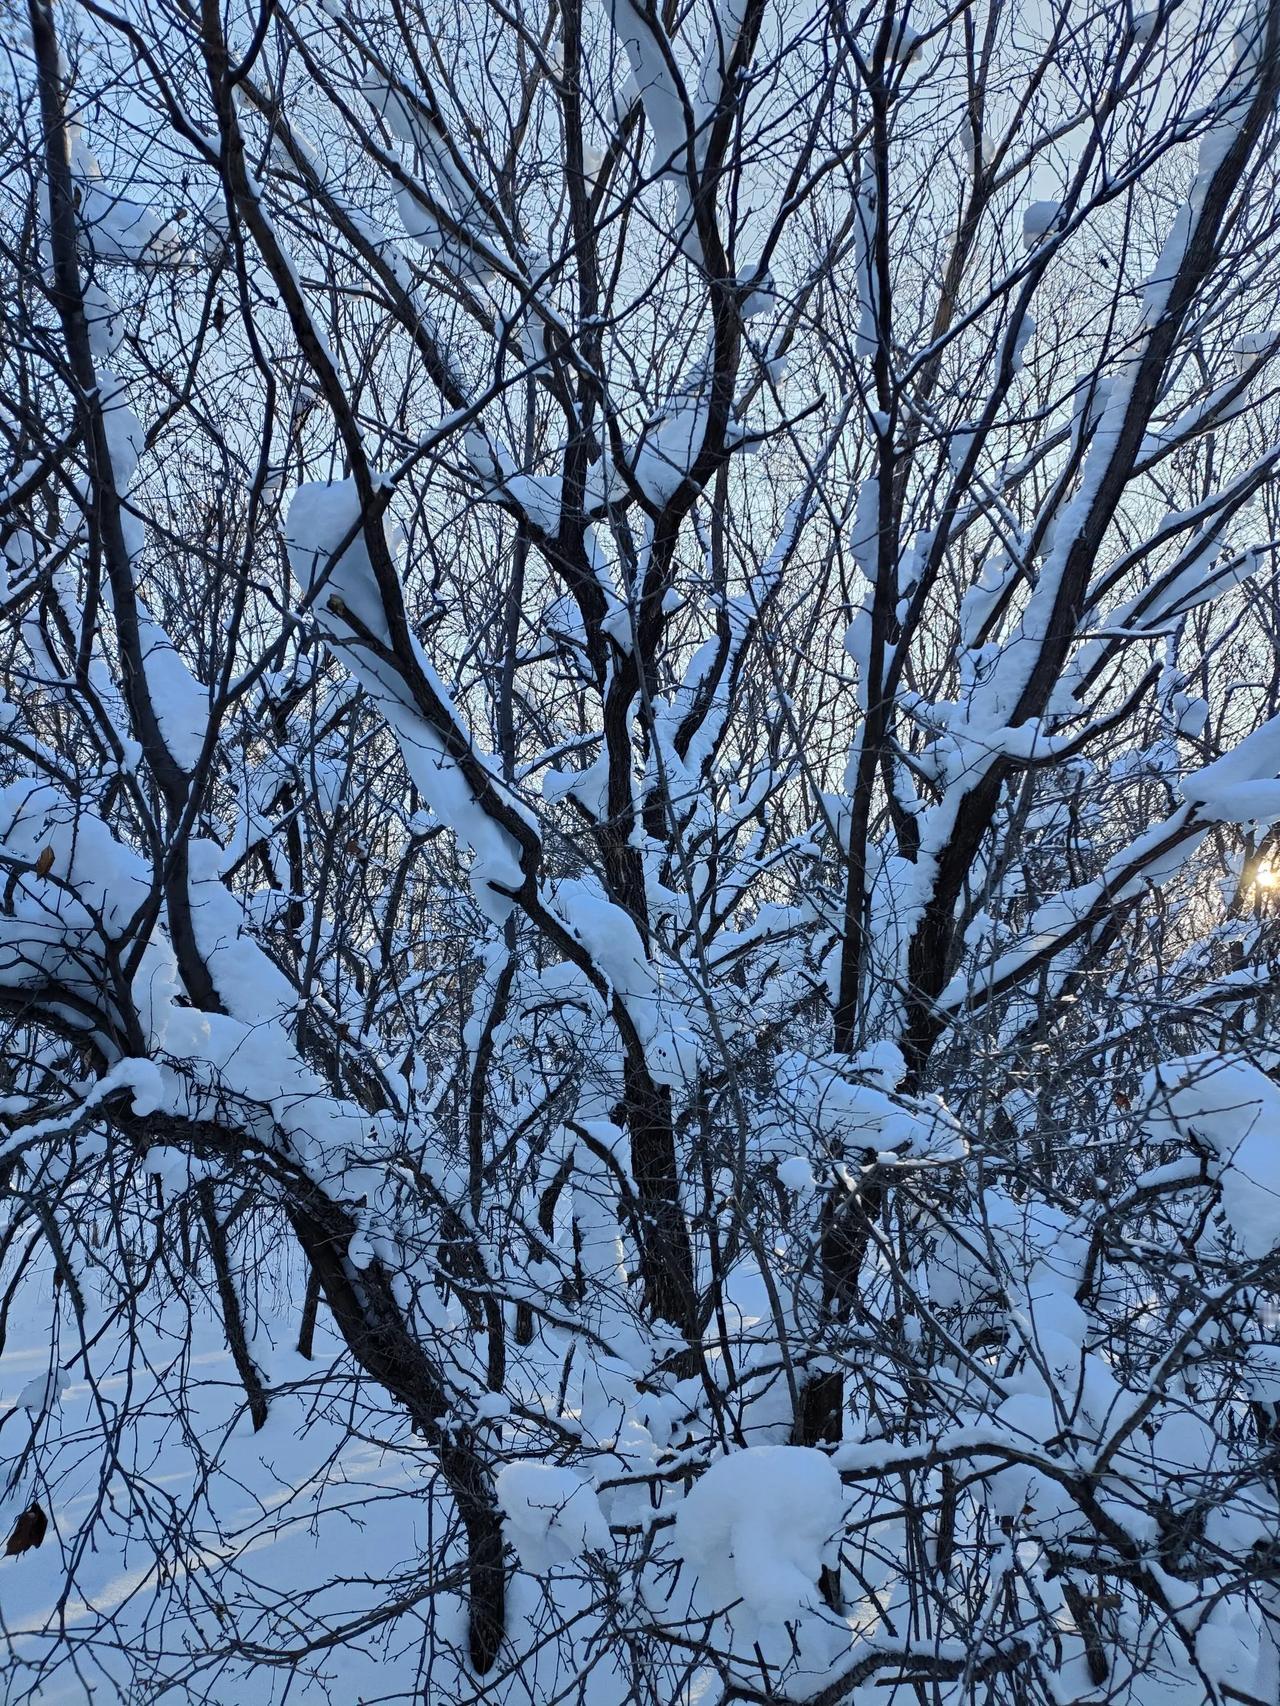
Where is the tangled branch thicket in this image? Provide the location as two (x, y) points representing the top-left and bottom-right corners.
(3, 0), (1280, 1700)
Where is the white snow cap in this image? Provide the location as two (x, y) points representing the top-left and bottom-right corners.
(496, 1463), (610, 1572)
(885, 21), (924, 64)
(1022, 199), (1062, 250)
(1182, 713), (1280, 828)
(17, 1367), (72, 1415)
(674, 1445), (843, 1624)
(777, 1155), (816, 1192)
(1234, 329), (1276, 375)
(1146, 1055), (1280, 1257)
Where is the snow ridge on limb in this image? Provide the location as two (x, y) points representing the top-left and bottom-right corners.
(606, 0), (689, 179)
(287, 479), (533, 921)
(28, 8), (206, 817)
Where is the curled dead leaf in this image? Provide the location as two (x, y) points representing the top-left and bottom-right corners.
(5, 1502), (47, 1557)
(34, 847), (54, 878)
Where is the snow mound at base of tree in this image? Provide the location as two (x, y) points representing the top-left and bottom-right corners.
(673, 1445), (842, 1624)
